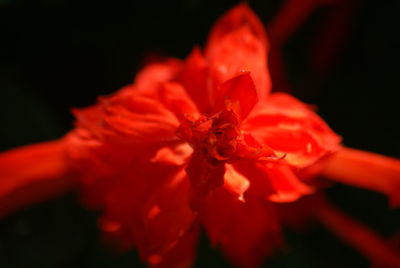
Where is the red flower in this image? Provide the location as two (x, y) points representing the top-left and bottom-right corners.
(1, 3), (400, 268)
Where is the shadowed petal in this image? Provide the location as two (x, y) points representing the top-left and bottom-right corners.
(185, 151), (226, 209)
(139, 169), (197, 264)
(81, 152), (196, 265)
(200, 188), (282, 268)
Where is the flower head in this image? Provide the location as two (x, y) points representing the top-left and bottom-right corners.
(1, 3), (400, 268)
(64, 4), (341, 266)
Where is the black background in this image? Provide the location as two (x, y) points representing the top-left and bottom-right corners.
(0, 0), (399, 267)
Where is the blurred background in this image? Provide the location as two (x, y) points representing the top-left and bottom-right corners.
(0, 0), (399, 267)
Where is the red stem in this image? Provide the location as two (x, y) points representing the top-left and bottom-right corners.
(321, 147), (400, 207)
(0, 140), (76, 218)
(316, 200), (400, 268)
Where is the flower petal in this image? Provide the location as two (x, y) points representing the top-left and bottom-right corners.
(158, 82), (199, 120)
(262, 163), (314, 202)
(78, 147), (196, 265)
(151, 143), (193, 166)
(179, 47), (210, 113)
(134, 59), (182, 94)
(0, 140), (75, 218)
(244, 93), (341, 167)
(206, 3), (271, 102)
(213, 73), (258, 120)
(185, 151), (226, 209)
(139, 169), (196, 264)
(200, 188), (282, 268)
(321, 147), (400, 207)
(73, 88), (179, 147)
(235, 161), (313, 203)
(207, 3), (267, 47)
(223, 164), (250, 201)
(67, 60), (197, 262)
(71, 58), (183, 146)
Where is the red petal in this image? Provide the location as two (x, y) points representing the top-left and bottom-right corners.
(73, 89), (180, 147)
(207, 4), (267, 47)
(321, 147), (400, 207)
(206, 3), (271, 102)
(244, 93), (341, 167)
(223, 164), (250, 201)
(71, 58), (183, 147)
(235, 161), (313, 203)
(0, 140), (75, 218)
(139, 169), (196, 264)
(179, 47), (210, 114)
(68, 55), (196, 260)
(80, 146), (196, 264)
(185, 151), (226, 209)
(72, 60), (184, 149)
(134, 59), (182, 94)
(200, 188), (282, 268)
(262, 163), (314, 202)
(69, 97), (196, 259)
(158, 82), (199, 120)
(151, 143), (192, 166)
(214, 73), (258, 120)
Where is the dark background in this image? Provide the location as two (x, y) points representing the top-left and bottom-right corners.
(0, 0), (399, 267)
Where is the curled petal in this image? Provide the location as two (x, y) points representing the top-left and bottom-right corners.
(0, 140), (76, 218)
(73, 89), (179, 147)
(71, 57), (184, 147)
(214, 73), (258, 120)
(206, 3), (271, 102)
(321, 147), (400, 207)
(101, 96), (179, 141)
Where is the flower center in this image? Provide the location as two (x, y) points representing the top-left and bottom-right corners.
(206, 121), (240, 160)
(177, 110), (241, 162)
